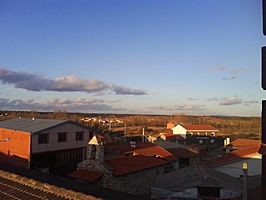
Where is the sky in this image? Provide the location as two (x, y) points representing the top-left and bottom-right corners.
(0, 0), (265, 116)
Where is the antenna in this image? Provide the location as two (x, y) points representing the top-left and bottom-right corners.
(124, 123), (127, 135)
(109, 121), (112, 131)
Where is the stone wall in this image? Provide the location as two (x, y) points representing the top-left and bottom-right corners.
(103, 166), (165, 198)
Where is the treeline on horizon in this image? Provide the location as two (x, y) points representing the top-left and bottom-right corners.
(0, 110), (261, 140)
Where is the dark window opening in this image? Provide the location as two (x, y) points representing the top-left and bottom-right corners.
(91, 145), (96, 160)
(58, 132), (67, 143)
(76, 131), (84, 141)
(38, 134), (49, 144)
(179, 157), (190, 168)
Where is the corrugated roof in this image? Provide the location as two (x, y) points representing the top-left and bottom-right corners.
(105, 155), (168, 176)
(0, 118), (68, 134)
(153, 165), (242, 193)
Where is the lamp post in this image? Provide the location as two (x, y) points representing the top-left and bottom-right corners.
(217, 163), (248, 200)
(242, 162), (248, 200)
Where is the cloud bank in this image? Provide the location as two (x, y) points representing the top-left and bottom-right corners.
(206, 96), (258, 106)
(0, 98), (113, 112)
(149, 104), (205, 111)
(0, 68), (146, 95)
(219, 96), (242, 105)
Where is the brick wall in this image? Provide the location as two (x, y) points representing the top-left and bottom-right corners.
(0, 128), (31, 168)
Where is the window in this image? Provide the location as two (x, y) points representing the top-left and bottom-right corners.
(76, 131), (84, 141)
(38, 134), (49, 144)
(58, 132), (67, 143)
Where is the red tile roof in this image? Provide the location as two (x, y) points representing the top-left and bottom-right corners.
(205, 145), (260, 167)
(105, 142), (176, 161)
(181, 124), (217, 131)
(105, 155), (168, 176)
(230, 139), (260, 149)
(162, 133), (185, 141)
(167, 148), (198, 158)
(69, 169), (103, 183)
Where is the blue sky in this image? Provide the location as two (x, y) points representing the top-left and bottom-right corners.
(0, 0), (264, 116)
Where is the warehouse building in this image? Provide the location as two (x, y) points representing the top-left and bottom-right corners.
(0, 118), (90, 174)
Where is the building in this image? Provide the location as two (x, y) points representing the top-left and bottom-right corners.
(151, 165), (243, 200)
(171, 124), (219, 139)
(71, 136), (172, 198)
(0, 162), (142, 200)
(0, 118), (90, 174)
(167, 147), (201, 167)
(205, 143), (261, 177)
(104, 141), (176, 160)
(226, 138), (260, 151)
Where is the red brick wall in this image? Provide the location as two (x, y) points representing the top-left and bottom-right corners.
(0, 128), (31, 168)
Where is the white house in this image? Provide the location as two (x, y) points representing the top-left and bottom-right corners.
(205, 144), (261, 177)
(171, 124), (218, 139)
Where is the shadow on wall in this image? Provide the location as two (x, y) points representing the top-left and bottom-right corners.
(0, 152), (29, 168)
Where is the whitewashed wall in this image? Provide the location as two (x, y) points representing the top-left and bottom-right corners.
(172, 125), (187, 139)
(215, 154), (262, 177)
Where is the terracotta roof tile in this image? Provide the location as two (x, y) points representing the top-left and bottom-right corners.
(162, 133), (185, 141)
(181, 124), (217, 131)
(230, 139), (260, 149)
(167, 148), (198, 158)
(69, 169), (103, 183)
(205, 145), (260, 167)
(105, 142), (176, 161)
(105, 155), (168, 176)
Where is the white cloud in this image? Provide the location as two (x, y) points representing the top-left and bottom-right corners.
(149, 104), (205, 111)
(219, 96), (242, 106)
(0, 68), (147, 95)
(209, 66), (248, 81)
(0, 98), (113, 112)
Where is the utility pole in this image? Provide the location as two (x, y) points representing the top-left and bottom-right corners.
(109, 121), (112, 132)
(142, 127), (145, 143)
(124, 123), (127, 135)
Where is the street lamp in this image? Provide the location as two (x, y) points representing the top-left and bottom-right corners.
(242, 162), (248, 200)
